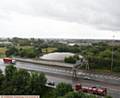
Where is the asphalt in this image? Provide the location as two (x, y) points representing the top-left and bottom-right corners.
(0, 59), (120, 98)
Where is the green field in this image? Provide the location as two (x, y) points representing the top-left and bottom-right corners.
(0, 48), (6, 58)
(17, 46), (57, 53)
(16, 46), (33, 49)
(42, 47), (57, 53)
(0, 48), (6, 54)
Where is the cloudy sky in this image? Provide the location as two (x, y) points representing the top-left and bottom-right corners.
(0, 0), (120, 39)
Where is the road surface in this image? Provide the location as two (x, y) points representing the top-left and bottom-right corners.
(15, 61), (120, 85)
(0, 59), (120, 98)
(15, 58), (120, 85)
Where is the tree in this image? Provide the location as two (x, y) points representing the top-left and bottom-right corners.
(11, 69), (31, 94)
(99, 49), (111, 59)
(5, 46), (18, 57)
(1, 65), (17, 94)
(55, 82), (73, 97)
(104, 96), (112, 98)
(64, 92), (85, 98)
(33, 47), (42, 57)
(64, 55), (80, 64)
(57, 92), (97, 98)
(29, 72), (47, 95)
(1, 65), (48, 95)
(64, 56), (76, 64)
(11, 37), (31, 46)
(5, 65), (17, 81)
(0, 70), (5, 91)
(73, 55), (80, 60)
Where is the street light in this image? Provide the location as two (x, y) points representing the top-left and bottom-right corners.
(111, 35), (115, 72)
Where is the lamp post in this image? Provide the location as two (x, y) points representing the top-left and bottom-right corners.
(111, 35), (115, 72)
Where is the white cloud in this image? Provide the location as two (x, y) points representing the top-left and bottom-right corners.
(0, 0), (120, 39)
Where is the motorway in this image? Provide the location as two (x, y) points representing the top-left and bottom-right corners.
(0, 59), (120, 98)
(15, 58), (120, 85)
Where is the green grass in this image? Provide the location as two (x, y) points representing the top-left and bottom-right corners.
(0, 48), (6, 58)
(42, 47), (57, 53)
(0, 54), (6, 58)
(16, 46), (33, 49)
(95, 69), (111, 73)
(0, 48), (6, 54)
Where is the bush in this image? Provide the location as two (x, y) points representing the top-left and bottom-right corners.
(64, 56), (76, 64)
(113, 66), (120, 72)
(5, 46), (18, 57)
(19, 48), (36, 58)
(104, 96), (112, 98)
(55, 82), (73, 97)
(64, 55), (80, 64)
(1, 65), (47, 95)
(57, 92), (97, 98)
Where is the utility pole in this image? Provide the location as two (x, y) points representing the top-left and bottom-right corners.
(111, 35), (115, 72)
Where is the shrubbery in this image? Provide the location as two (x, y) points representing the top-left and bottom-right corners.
(64, 55), (80, 64)
(5, 46), (42, 58)
(0, 65), (47, 96)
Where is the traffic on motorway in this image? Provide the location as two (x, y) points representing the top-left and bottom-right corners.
(0, 58), (120, 98)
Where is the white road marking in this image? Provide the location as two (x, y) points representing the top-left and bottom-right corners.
(16, 62), (120, 81)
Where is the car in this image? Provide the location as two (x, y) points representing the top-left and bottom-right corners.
(83, 76), (91, 80)
(47, 81), (55, 86)
(11, 59), (16, 64)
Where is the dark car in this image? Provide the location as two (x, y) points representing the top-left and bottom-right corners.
(47, 81), (55, 86)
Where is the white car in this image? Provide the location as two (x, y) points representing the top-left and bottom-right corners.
(84, 76), (91, 80)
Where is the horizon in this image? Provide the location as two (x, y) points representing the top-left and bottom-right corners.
(0, 36), (119, 41)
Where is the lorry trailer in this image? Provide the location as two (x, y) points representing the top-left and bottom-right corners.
(3, 58), (16, 64)
(75, 83), (107, 96)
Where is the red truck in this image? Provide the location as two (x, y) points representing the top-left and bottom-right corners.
(75, 83), (107, 96)
(3, 58), (16, 64)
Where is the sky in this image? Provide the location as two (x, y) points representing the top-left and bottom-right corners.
(0, 0), (120, 39)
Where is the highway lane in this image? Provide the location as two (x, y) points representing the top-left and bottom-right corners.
(15, 58), (120, 84)
(15, 61), (120, 85)
(0, 60), (120, 98)
(46, 75), (120, 98)
(15, 61), (120, 98)
(0, 59), (6, 72)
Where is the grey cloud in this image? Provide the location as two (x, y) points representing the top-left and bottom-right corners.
(0, 0), (120, 31)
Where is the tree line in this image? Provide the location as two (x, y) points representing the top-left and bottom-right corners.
(4, 38), (120, 72)
(58, 43), (120, 72)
